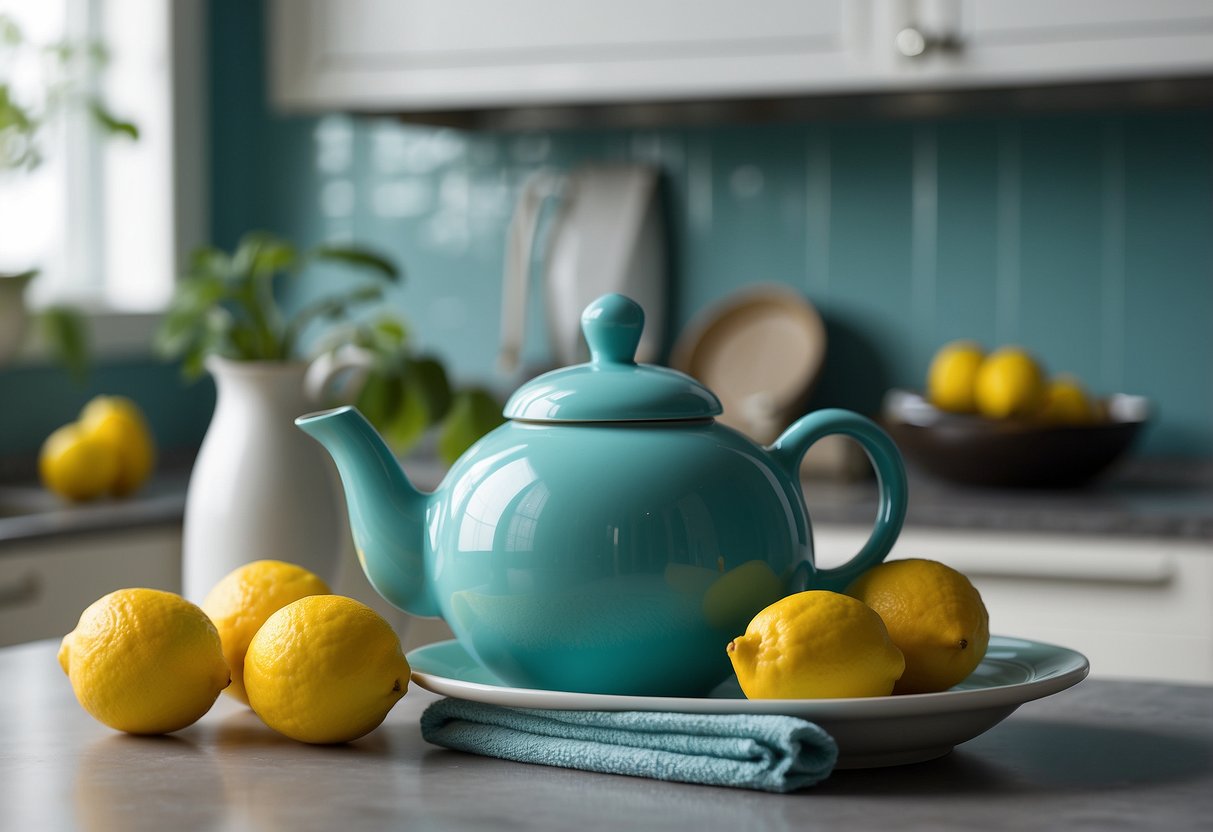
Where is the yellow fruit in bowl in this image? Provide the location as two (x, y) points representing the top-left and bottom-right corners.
(244, 595), (410, 744)
(927, 341), (985, 413)
(974, 347), (1046, 419)
(39, 423), (120, 502)
(78, 395), (156, 496)
(1039, 376), (1098, 425)
(201, 560), (331, 705)
(727, 590), (904, 699)
(58, 588), (230, 734)
(846, 558), (989, 695)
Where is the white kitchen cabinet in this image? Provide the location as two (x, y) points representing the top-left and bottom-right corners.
(0, 527), (182, 648)
(814, 524), (1213, 685)
(270, 0), (862, 110)
(879, 0), (1213, 89)
(0, 521), (447, 651)
(269, 0), (1213, 112)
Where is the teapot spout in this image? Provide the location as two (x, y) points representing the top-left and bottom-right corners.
(296, 406), (439, 618)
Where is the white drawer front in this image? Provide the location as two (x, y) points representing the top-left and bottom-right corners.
(0, 528), (182, 648)
(813, 525), (1213, 684)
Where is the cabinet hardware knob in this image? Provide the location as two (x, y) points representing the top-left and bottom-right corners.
(896, 26), (961, 58)
(896, 27), (928, 57)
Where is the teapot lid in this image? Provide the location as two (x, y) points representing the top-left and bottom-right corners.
(504, 294), (723, 422)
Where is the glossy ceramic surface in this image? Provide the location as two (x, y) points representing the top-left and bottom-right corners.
(504, 293), (721, 422)
(298, 293), (908, 697)
(408, 636), (1090, 768)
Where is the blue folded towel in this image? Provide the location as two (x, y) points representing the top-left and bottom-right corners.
(419, 698), (837, 793)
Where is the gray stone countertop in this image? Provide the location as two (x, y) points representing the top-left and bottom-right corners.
(805, 457), (1213, 539)
(2, 457), (1209, 547)
(2, 640), (1210, 831)
(0, 472), (190, 548)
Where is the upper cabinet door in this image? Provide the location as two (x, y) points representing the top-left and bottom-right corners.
(270, 0), (866, 111)
(876, 0), (1213, 89)
(269, 0), (1213, 112)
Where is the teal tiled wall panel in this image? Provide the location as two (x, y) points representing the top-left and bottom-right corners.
(0, 361), (214, 458)
(210, 1), (1211, 457)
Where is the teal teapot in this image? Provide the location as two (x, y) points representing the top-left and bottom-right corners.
(298, 294), (907, 697)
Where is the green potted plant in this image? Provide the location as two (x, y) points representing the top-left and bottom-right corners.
(156, 231), (503, 599)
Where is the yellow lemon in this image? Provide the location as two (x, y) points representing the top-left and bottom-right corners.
(39, 423), (120, 502)
(974, 347), (1046, 419)
(78, 395), (156, 496)
(727, 590), (904, 699)
(201, 560), (331, 705)
(244, 595), (410, 744)
(1039, 375), (1097, 425)
(846, 558), (989, 695)
(927, 341), (985, 413)
(58, 588), (230, 734)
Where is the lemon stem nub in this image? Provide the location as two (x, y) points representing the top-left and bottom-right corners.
(958, 639), (968, 650)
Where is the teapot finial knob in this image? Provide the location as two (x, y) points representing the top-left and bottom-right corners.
(582, 294), (644, 365)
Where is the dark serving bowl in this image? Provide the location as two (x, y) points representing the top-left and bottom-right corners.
(882, 390), (1150, 489)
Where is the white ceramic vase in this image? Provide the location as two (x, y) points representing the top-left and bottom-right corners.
(182, 356), (344, 602)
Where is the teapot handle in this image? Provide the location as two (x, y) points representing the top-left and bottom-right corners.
(768, 409), (907, 593)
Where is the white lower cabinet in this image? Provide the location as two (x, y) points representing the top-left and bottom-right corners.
(0, 525), (453, 652)
(0, 527), (183, 648)
(813, 525), (1213, 685)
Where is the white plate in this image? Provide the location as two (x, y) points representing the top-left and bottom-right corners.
(408, 636), (1089, 768)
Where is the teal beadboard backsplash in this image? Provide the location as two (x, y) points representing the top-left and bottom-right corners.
(208, 0), (1211, 457)
(217, 113), (1212, 456)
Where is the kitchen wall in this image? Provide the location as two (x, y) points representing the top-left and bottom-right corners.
(212, 2), (1211, 457)
(0, 360), (213, 460)
(2, 2), (1207, 463)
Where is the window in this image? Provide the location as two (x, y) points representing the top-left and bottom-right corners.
(0, 0), (203, 332)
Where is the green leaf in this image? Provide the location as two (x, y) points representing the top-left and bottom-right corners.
(175, 274), (228, 310)
(310, 245), (401, 282)
(189, 246), (232, 280)
(36, 306), (90, 383)
(231, 231), (295, 279)
(0, 15), (23, 47)
(227, 320), (263, 360)
(370, 317), (408, 349)
(153, 312), (197, 359)
(181, 341), (210, 380)
(86, 42), (109, 65)
(438, 388), (504, 465)
(355, 372), (404, 430)
(253, 242), (297, 278)
(88, 100), (138, 140)
(383, 377), (430, 452)
(0, 84), (40, 170)
(154, 275), (229, 359)
(406, 356), (453, 423)
(42, 40), (74, 62)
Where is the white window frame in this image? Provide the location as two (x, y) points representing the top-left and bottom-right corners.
(13, 0), (207, 360)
